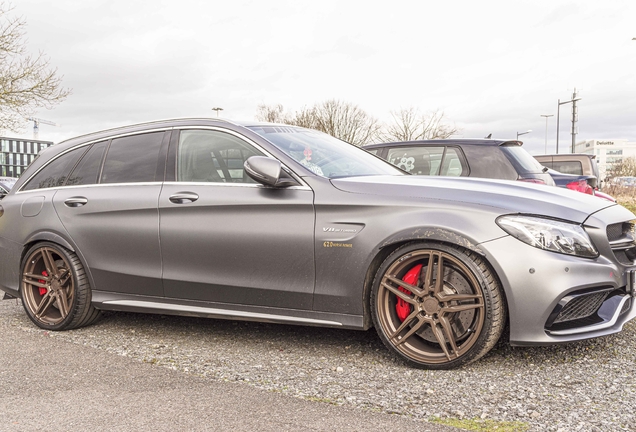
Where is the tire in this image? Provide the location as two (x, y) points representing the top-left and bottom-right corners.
(20, 242), (102, 331)
(370, 242), (506, 369)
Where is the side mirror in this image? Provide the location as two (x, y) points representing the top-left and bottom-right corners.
(244, 156), (299, 188)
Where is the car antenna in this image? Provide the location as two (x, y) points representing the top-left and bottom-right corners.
(485, 133), (492, 139)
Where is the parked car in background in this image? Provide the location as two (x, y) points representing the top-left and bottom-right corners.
(364, 139), (556, 186)
(534, 154), (600, 185)
(0, 177), (17, 198)
(545, 168), (615, 202)
(1, 119), (635, 370)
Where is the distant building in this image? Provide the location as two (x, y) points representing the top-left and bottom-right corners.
(575, 139), (636, 181)
(0, 137), (54, 177)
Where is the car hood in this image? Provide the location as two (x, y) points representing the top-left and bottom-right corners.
(331, 175), (615, 224)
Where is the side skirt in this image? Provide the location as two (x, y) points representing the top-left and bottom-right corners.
(91, 291), (364, 330)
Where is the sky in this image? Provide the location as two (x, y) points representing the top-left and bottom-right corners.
(7, 0), (636, 154)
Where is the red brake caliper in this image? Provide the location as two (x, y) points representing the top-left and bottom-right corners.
(38, 270), (48, 296)
(396, 264), (422, 322)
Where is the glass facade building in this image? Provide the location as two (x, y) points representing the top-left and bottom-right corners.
(0, 137), (54, 177)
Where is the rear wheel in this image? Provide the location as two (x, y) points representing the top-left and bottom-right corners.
(20, 242), (101, 330)
(371, 242), (505, 369)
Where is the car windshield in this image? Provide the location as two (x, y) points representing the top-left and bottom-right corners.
(247, 125), (403, 178)
(500, 144), (546, 174)
(0, 177), (17, 192)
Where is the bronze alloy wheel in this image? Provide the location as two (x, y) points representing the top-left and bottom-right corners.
(21, 242), (101, 331)
(371, 242), (506, 369)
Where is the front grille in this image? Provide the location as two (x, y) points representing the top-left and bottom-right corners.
(553, 291), (609, 324)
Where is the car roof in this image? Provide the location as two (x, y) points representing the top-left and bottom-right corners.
(363, 139), (521, 149)
(55, 118), (240, 148)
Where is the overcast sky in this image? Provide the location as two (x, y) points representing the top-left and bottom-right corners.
(8, 0), (636, 154)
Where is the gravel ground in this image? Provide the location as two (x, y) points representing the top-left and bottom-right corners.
(2, 299), (634, 431)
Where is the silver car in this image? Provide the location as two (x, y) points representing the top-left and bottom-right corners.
(0, 118), (634, 369)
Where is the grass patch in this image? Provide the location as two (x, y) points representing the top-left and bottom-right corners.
(430, 417), (529, 431)
(303, 396), (339, 405)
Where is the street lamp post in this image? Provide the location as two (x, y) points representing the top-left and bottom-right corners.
(516, 130), (532, 140)
(556, 92), (581, 154)
(211, 107), (224, 117)
(540, 114), (554, 154)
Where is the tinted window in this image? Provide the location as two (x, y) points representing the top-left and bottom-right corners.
(366, 148), (379, 155)
(66, 141), (108, 186)
(101, 132), (164, 184)
(551, 161), (583, 175)
(22, 147), (87, 191)
(500, 145), (545, 174)
(387, 147), (445, 175)
(178, 130), (263, 183)
(461, 145), (518, 180)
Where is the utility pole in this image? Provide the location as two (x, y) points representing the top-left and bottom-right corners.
(570, 88), (579, 153)
(556, 91), (581, 154)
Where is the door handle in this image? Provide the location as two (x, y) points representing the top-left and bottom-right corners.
(169, 192), (199, 204)
(64, 197), (88, 207)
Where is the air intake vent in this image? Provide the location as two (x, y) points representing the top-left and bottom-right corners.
(553, 291), (609, 324)
(607, 221), (634, 242)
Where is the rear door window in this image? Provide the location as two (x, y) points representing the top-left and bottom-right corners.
(387, 146), (468, 176)
(387, 146), (445, 175)
(101, 132), (165, 184)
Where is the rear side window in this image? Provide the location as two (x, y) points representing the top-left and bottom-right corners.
(66, 141), (108, 186)
(178, 130), (263, 183)
(22, 147), (87, 191)
(540, 161), (554, 170)
(461, 145), (518, 180)
(101, 132), (164, 184)
(551, 161), (583, 175)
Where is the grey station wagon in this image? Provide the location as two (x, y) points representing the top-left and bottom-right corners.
(0, 118), (635, 369)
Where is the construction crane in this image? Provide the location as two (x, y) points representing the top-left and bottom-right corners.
(26, 117), (58, 140)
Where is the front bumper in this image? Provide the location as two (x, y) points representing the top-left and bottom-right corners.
(479, 234), (635, 345)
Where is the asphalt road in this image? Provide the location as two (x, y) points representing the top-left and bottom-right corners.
(0, 299), (455, 432)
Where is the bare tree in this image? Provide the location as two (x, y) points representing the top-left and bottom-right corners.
(0, 3), (71, 132)
(607, 157), (636, 180)
(254, 100), (380, 146)
(381, 107), (458, 142)
(255, 103), (286, 123)
(310, 99), (381, 146)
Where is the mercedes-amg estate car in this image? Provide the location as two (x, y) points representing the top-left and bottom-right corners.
(0, 118), (635, 369)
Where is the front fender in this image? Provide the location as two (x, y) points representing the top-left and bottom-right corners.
(379, 226), (487, 256)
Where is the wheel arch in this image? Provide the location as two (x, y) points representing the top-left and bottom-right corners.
(19, 231), (97, 296)
(362, 229), (508, 335)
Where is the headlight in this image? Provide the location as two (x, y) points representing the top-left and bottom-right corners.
(496, 215), (598, 258)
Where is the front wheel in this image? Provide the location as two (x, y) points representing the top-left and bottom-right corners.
(371, 242), (506, 369)
(20, 242), (101, 331)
